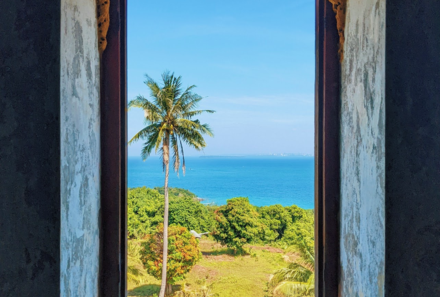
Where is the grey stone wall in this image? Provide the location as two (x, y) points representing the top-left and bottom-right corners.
(60, 0), (101, 296)
(340, 0), (386, 296)
(0, 1), (61, 296)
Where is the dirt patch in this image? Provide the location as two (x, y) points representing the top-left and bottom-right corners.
(190, 265), (220, 280)
(281, 252), (301, 263)
(199, 240), (224, 251)
(248, 245), (284, 254)
(202, 254), (236, 262)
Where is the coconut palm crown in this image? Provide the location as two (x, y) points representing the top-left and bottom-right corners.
(128, 71), (214, 172)
(128, 71), (214, 297)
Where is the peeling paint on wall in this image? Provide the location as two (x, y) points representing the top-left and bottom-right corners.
(60, 0), (100, 296)
(97, 0), (110, 53)
(340, 0), (385, 296)
(328, 0), (348, 61)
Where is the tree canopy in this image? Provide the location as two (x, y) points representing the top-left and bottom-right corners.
(128, 187), (215, 239)
(139, 224), (202, 285)
(212, 197), (261, 251)
(128, 71), (214, 171)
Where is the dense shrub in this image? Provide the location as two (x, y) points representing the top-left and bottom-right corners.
(212, 197), (261, 251)
(155, 187), (196, 199)
(139, 224), (201, 285)
(285, 205), (311, 223)
(128, 187), (216, 239)
(282, 209), (314, 251)
(128, 187), (163, 238)
(169, 196), (215, 233)
(257, 204), (292, 241)
(129, 187), (315, 253)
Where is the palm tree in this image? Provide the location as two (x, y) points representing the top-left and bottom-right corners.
(270, 240), (315, 297)
(128, 71), (214, 297)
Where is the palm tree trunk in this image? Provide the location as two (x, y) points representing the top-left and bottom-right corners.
(159, 135), (170, 297)
(166, 283), (173, 295)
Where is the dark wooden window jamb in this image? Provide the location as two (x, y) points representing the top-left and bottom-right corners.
(100, 0), (127, 296)
(315, 0), (341, 296)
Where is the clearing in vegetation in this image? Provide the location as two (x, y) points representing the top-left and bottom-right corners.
(128, 238), (290, 297)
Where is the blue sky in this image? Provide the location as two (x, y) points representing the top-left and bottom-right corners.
(127, 0), (314, 156)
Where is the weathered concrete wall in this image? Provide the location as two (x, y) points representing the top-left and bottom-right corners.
(0, 1), (61, 296)
(385, 1), (440, 295)
(60, 0), (101, 296)
(340, 0), (385, 296)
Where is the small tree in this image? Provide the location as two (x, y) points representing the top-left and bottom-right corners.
(140, 224), (202, 295)
(212, 197), (260, 252)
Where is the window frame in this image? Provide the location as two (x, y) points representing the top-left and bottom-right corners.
(315, 0), (341, 296)
(99, 0), (341, 295)
(99, 0), (127, 296)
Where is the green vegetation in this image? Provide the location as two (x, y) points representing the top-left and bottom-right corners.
(128, 187), (215, 239)
(127, 187), (315, 296)
(257, 204), (293, 242)
(128, 187), (163, 239)
(140, 224), (202, 295)
(212, 197), (261, 252)
(128, 71), (215, 297)
(269, 241), (315, 297)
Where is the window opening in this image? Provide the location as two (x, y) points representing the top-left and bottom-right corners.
(126, 2), (315, 296)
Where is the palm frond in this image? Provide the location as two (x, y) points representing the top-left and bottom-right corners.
(175, 119), (214, 138)
(128, 123), (159, 145)
(128, 71), (214, 173)
(177, 134), (186, 175)
(171, 134), (180, 174)
(200, 123), (214, 137)
(140, 129), (161, 160)
(183, 109), (216, 119)
(127, 96), (148, 110)
(271, 262), (313, 285)
(270, 239), (315, 297)
(273, 280), (314, 297)
(176, 127), (206, 150)
(181, 95), (203, 112)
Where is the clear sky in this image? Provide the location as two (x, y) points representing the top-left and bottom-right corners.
(127, 0), (314, 157)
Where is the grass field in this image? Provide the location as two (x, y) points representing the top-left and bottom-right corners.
(128, 239), (293, 297)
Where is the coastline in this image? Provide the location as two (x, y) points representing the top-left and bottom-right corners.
(128, 156), (314, 209)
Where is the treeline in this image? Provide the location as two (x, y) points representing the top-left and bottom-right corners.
(128, 187), (314, 251)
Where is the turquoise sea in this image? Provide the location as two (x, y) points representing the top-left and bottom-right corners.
(128, 156), (314, 209)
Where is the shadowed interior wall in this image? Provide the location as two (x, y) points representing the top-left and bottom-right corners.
(340, 0), (385, 296)
(60, 0), (101, 296)
(385, 1), (440, 295)
(1, 1), (101, 296)
(0, 1), (61, 296)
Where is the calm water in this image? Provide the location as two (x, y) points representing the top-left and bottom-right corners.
(128, 156), (314, 209)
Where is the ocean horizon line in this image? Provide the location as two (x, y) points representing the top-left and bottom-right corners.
(128, 156), (314, 209)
